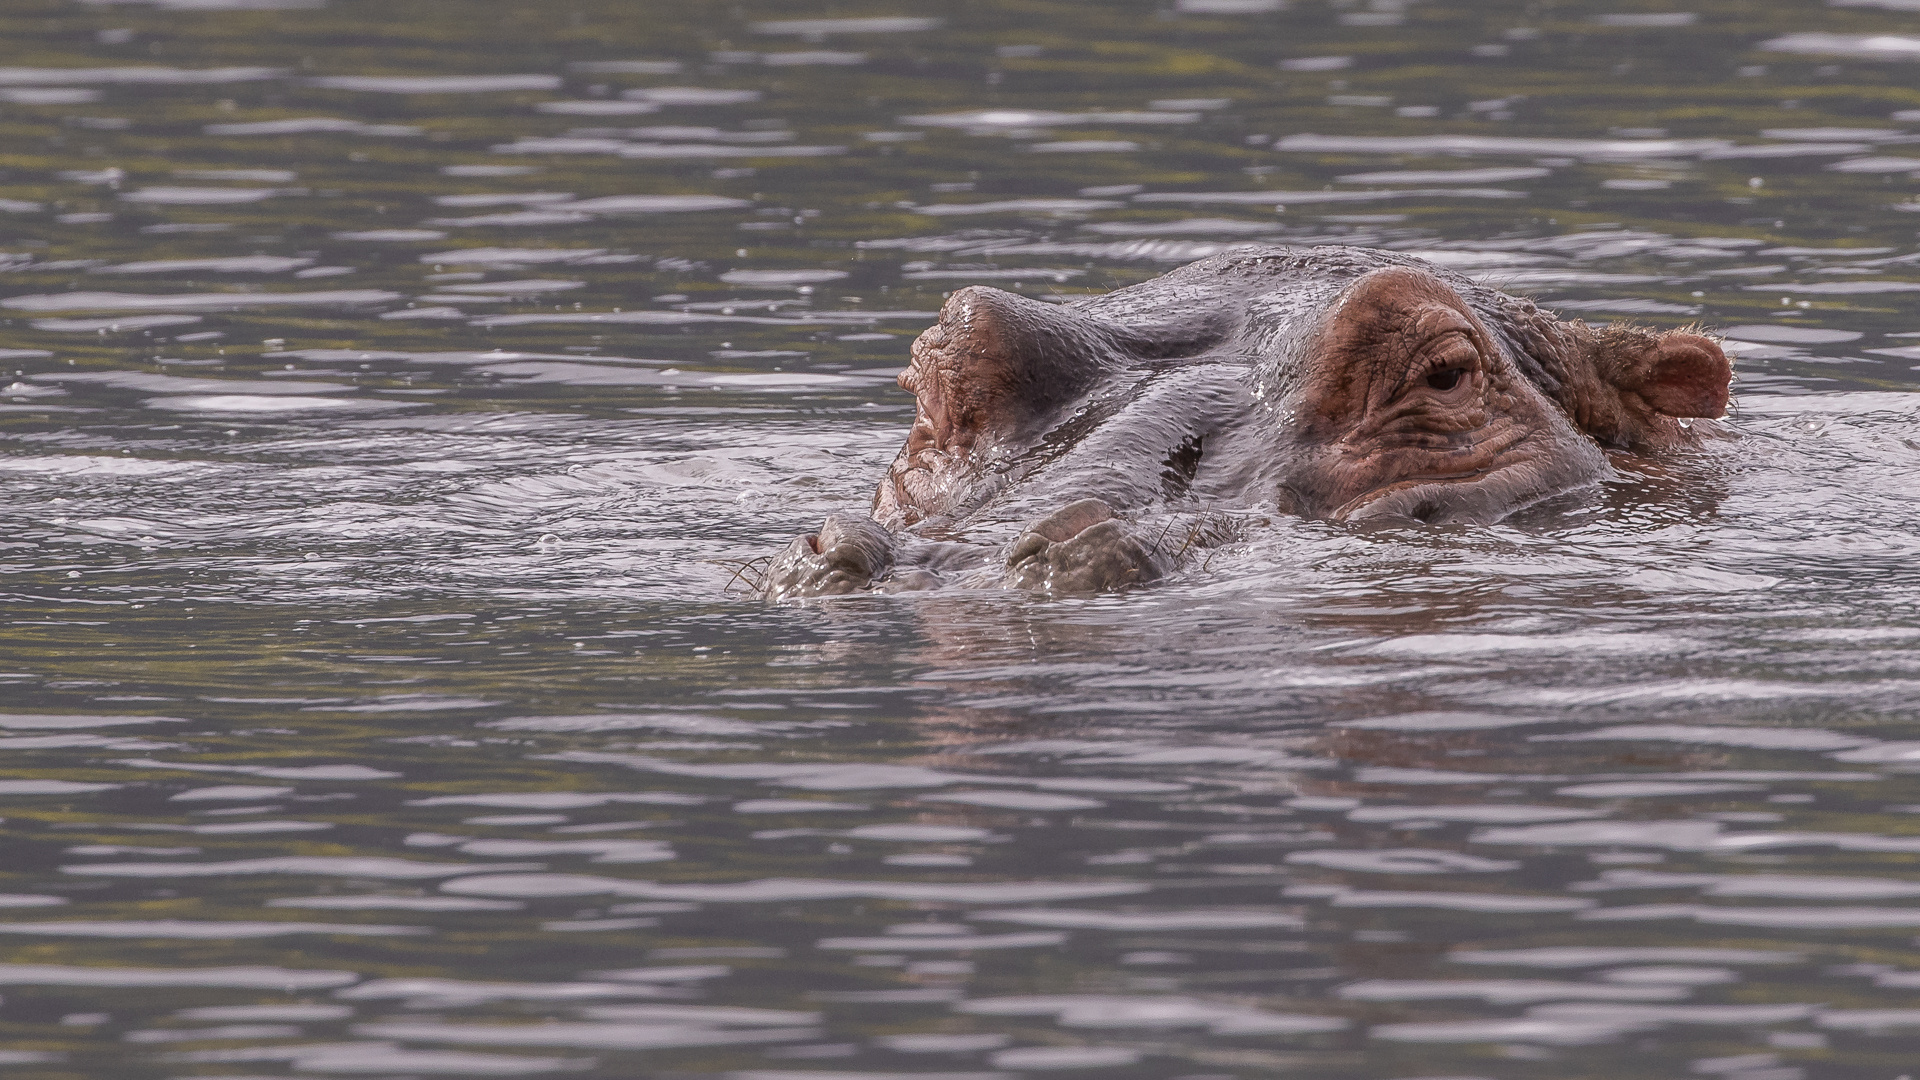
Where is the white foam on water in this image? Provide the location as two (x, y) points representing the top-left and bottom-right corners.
(1449, 947), (1801, 968)
(64, 856), (540, 878)
(350, 1021), (816, 1050)
(0, 65), (282, 85)
(0, 963), (357, 988)
(1721, 324), (1863, 343)
(1762, 32), (1920, 58)
(485, 713), (760, 735)
(843, 825), (994, 842)
(557, 194), (752, 213)
(750, 17), (944, 34)
(1581, 904), (1920, 928)
(335, 978), (685, 1004)
(1598, 966), (1736, 985)
(874, 1034), (1009, 1052)
(308, 74), (561, 93)
(816, 931), (1066, 951)
(1337, 167), (1552, 184)
(1338, 711), (1554, 731)
(408, 792), (703, 809)
(1028, 140), (1141, 153)
(453, 839), (674, 863)
(432, 191), (575, 206)
(438, 873), (1149, 903)
(1345, 805), (1602, 824)
(1817, 1009), (1920, 1030)
(148, 394), (412, 413)
(1177, 0), (1285, 12)
(117, 760), (398, 781)
(0, 895), (66, 907)
(1526, 1002), (1818, 1025)
(1293, 888), (1594, 913)
(1135, 188), (1526, 206)
(762, 51), (869, 66)
(1285, 849), (1523, 874)
(1745, 279), (1920, 294)
(971, 908), (1304, 930)
(0, 289), (402, 312)
(956, 994), (1348, 1034)
(621, 87), (763, 105)
(1273, 133), (1733, 159)
(119, 186), (282, 205)
(96, 256), (313, 273)
(128, 1024), (305, 1044)
(0, 920), (424, 938)
(902, 110), (1197, 129)
(270, 896), (524, 911)
(1370, 1017), (1650, 1044)
(719, 269), (850, 286)
(213, 1043), (588, 1074)
(581, 966), (732, 984)
(420, 247), (607, 264)
(540, 752), (995, 790)
(1337, 979), (1688, 1004)
(0, 713), (185, 728)
(910, 199), (1127, 217)
(0, 780), (120, 794)
(430, 278), (585, 294)
(988, 1046), (1139, 1070)
(206, 117), (421, 136)
(1595, 13), (1698, 26)
(536, 101), (660, 115)
(919, 791), (1104, 811)
(0, 88), (100, 103)
(734, 800), (868, 813)
(332, 229), (445, 241)
(177, 1004), (354, 1021)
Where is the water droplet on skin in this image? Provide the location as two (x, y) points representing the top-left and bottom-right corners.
(537, 533), (562, 550)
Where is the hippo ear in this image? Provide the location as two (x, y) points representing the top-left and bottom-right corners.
(1543, 326), (1732, 450)
(1610, 331), (1731, 419)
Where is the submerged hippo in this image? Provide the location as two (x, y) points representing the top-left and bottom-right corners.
(761, 245), (1731, 598)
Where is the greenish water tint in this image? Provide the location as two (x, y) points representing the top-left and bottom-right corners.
(5, 2), (1920, 1078)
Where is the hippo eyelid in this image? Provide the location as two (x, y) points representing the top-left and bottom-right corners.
(1399, 329), (1480, 394)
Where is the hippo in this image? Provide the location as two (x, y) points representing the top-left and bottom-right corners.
(760, 245), (1731, 598)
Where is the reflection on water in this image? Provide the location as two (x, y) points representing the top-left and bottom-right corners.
(4, 1), (1920, 1078)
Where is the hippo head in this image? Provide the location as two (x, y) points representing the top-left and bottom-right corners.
(875, 246), (1732, 530)
(1246, 262), (1729, 522)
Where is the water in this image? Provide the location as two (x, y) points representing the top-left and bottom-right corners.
(5, 1), (1920, 1077)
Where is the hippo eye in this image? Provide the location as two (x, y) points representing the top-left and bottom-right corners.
(1425, 366), (1466, 392)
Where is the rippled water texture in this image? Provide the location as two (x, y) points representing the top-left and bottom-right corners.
(6, 2), (1920, 1078)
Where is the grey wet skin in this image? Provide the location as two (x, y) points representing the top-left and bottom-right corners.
(763, 245), (1732, 599)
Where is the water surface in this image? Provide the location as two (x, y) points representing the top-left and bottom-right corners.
(6, 2), (1920, 1079)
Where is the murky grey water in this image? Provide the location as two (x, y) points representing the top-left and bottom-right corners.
(5, 2), (1920, 1078)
